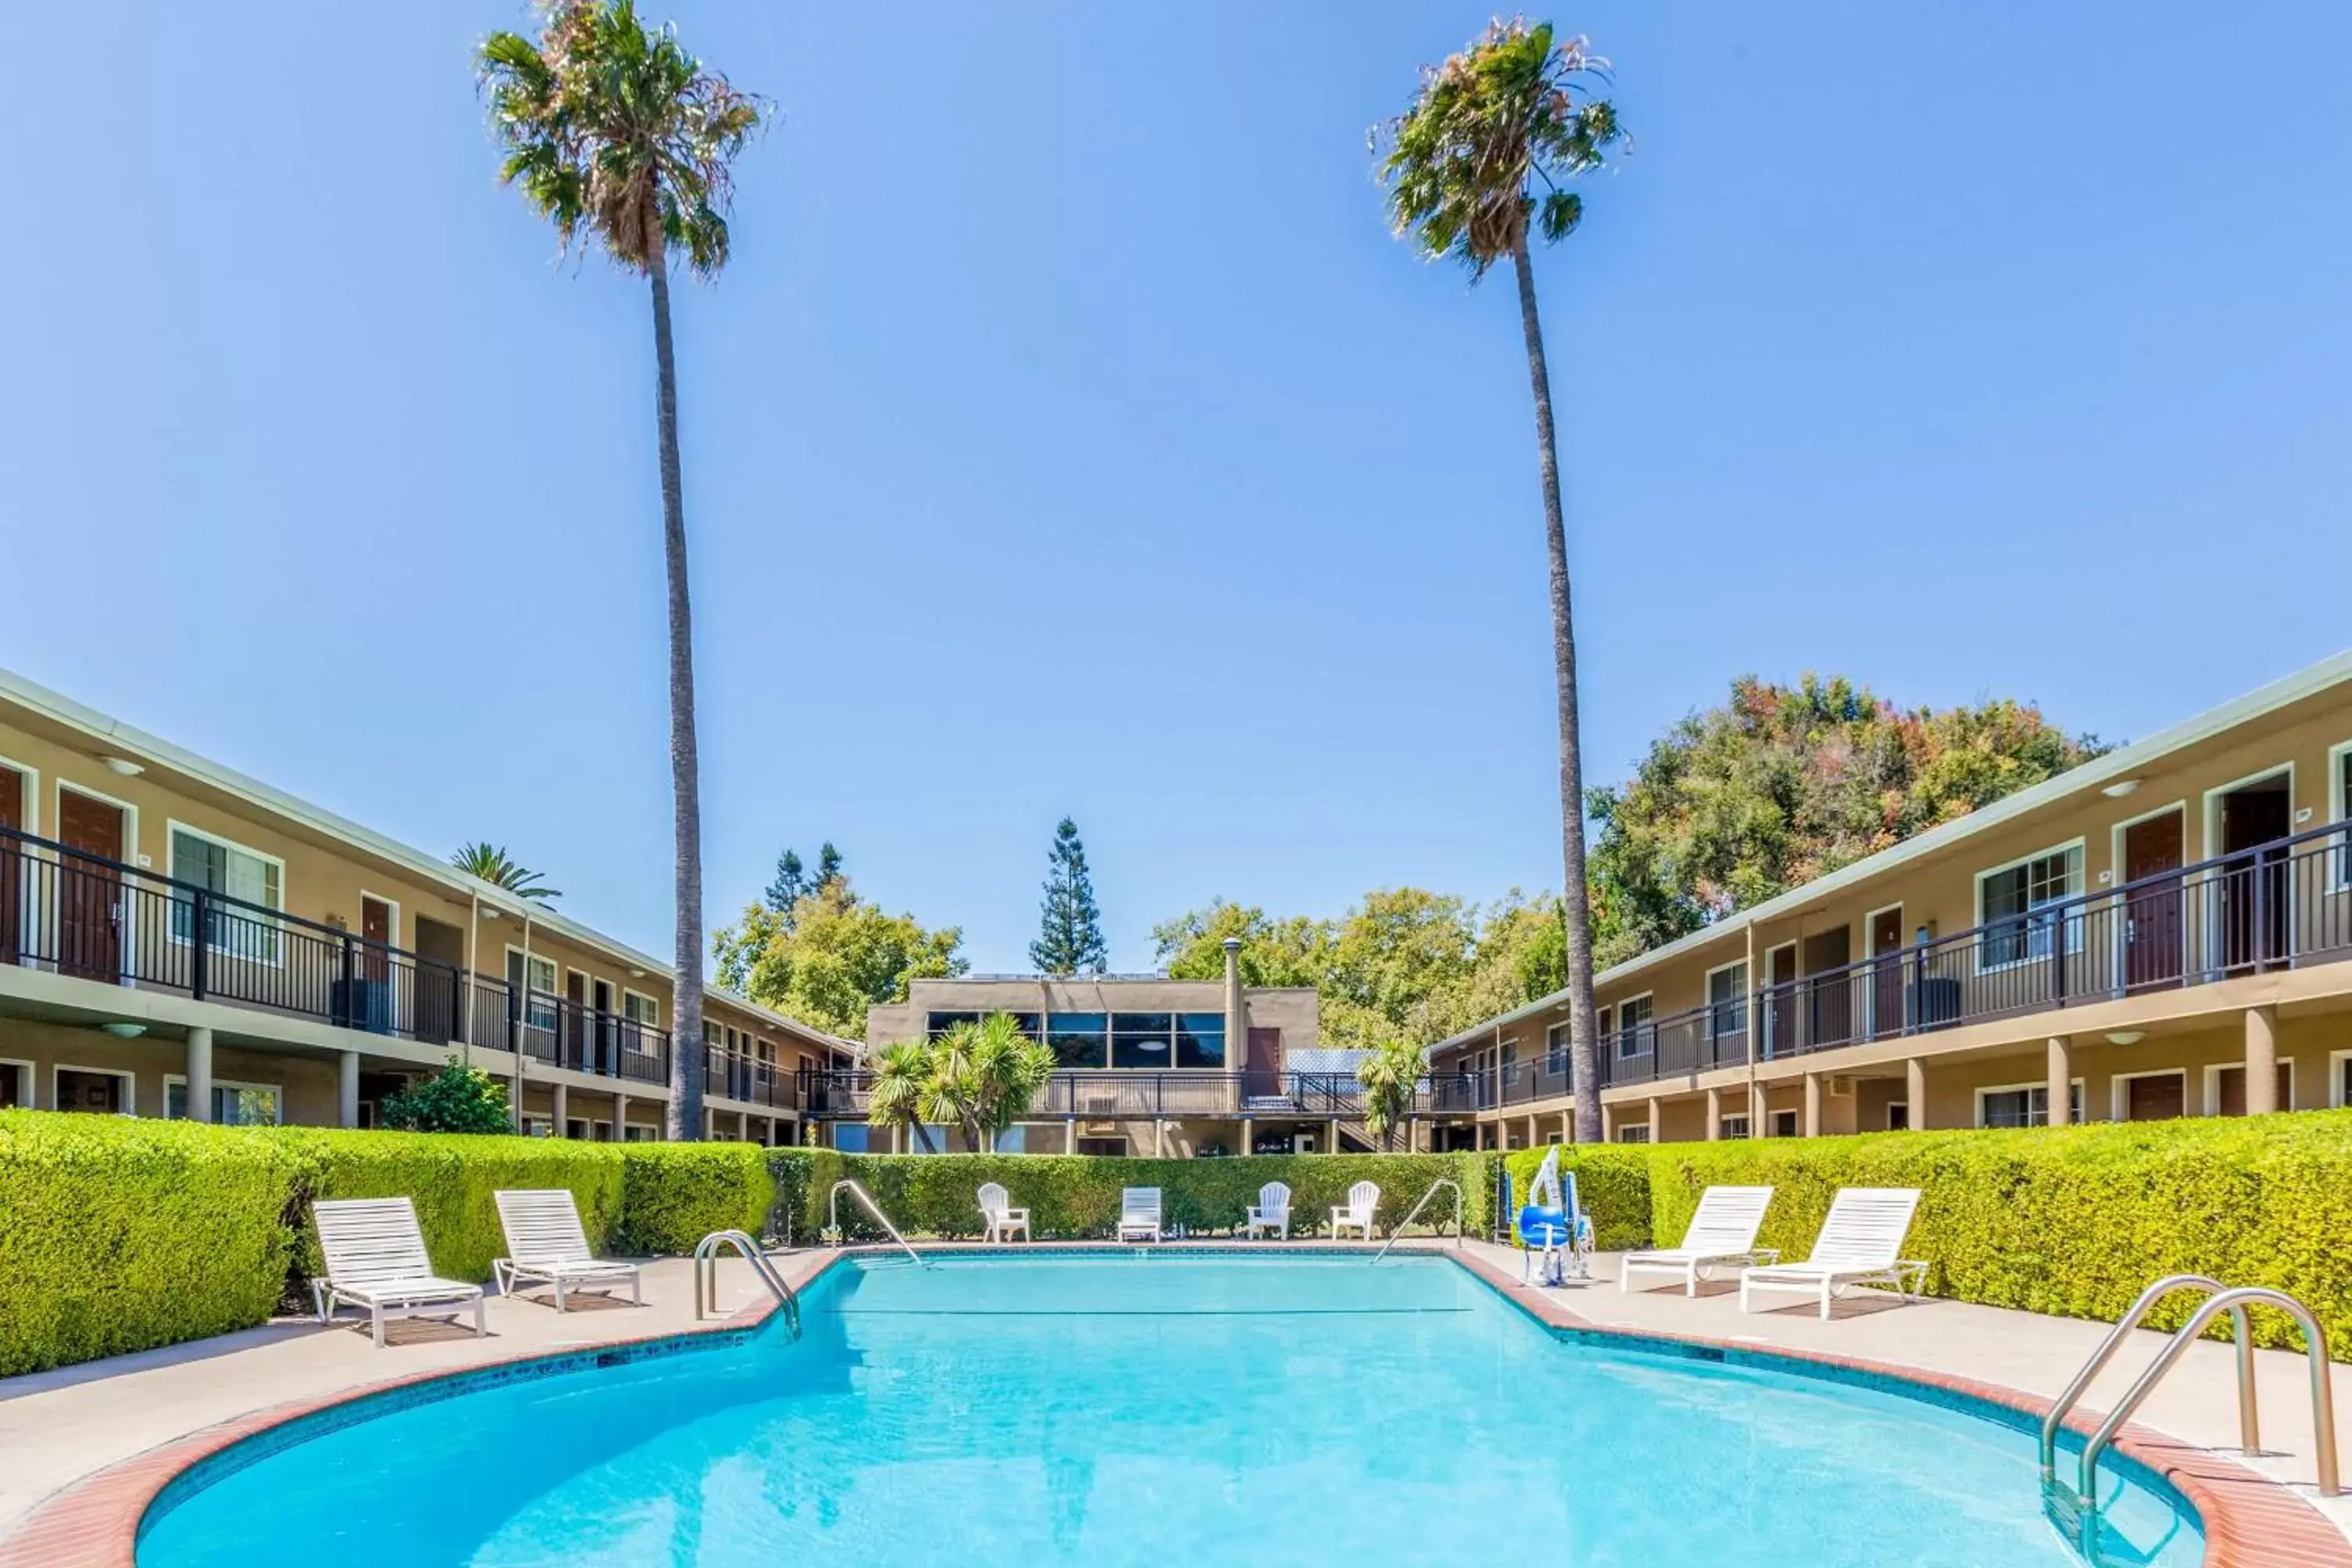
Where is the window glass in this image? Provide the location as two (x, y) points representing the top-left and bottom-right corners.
(1544, 1022), (1567, 1075)
(1046, 1012), (1108, 1069)
(1174, 1013), (1226, 1069)
(623, 993), (659, 1026)
(1708, 964), (1748, 1036)
(1110, 1012), (1175, 1069)
(993, 1127), (1026, 1153)
(170, 829), (283, 961)
(508, 952), (557, 1033)
(1616, 1123), (1650, 1144)
(1616, 996), (1653, 1059)
(1982, 846), (2082, 967)
(165, 1082), (280, 1124)
(924, 1011), (982, 1039)
(833, 1123), (871, 1152)
(1719, 1114), (1750, 1139)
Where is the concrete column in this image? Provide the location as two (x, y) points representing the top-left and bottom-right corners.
(615, 1091), (630, 1142)
(1156, 1119), (1167, 1158)
(1646, 1096), (1661, 1144)
(1802, 1072), (1823, 1138)
(1906, 1057), (1928, 1131)
(738, 1110), (750, 1143)
(337, 1050), (360, 1131)
(2045, 1036), (2073, 1127)
(1748, 1079), (1766, 1134)
(1240, 1116), (1254, 1156)
(1064, 1120), (1076, 1154)
(186, 1028), (216, 1123)
(1221, 937), (1247, 1073)
(1704, 1085), (1722, 1141)
(1327, 1117), (1339, 1155)
(2245, 1006), (2280, 1115)
(1524, 1113), (1537, 1150)
(551, 1080), (568, 1138)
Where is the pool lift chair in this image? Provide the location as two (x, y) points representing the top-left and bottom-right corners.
(1517, 1147), (1593, 1287)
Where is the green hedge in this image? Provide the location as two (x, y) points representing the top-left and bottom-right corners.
(619, 1142), (775, 1254)
(1497, 1145), (1653, 1251)
(768, 1151), (1493, 1243)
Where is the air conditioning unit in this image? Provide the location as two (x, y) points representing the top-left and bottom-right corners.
(1829, 1076), (1856, 1098)
(1081, 1120), (1120, 1137)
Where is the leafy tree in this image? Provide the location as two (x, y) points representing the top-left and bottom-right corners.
(764, 848), (806, 914)
(449, 843), (561, 906)
(1377, 19), (1625, 1142)
(1588, 674), (2109, 965)
(1356, 1037), (1427, 1151)
(1029, 818), (1109, 975)
(379, 1058), (514, 1134)
(480, 1), (764, 1142)
(712, 874), (966, 1038)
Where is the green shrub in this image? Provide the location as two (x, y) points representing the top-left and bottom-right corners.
(1498, 1145), (1653, 1251)
(0, 1112), (303, 1376)
(768, 1150), (1492, 1243)
(376, 1058), (514, 1134)
(619, 1142), (775, 1254)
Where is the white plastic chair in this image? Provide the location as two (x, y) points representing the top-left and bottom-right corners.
(1244, 1181), (1291, 1240)
(1329, 1180), (1380, 1240)
(310, 1197), (485, 1348)
(978, 1181), (1030, 1243)
(1117, 1187), (1163, 1243)
(492, 1189), (643, 1311)
(1739, 1187), (1927, 1319)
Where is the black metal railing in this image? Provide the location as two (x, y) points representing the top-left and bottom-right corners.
(704, 1046), (794, 1108)
(517, 990), (672, 1083)
(1605, 1002), (1749, 1088)
(796, 1066), (1483, 1122)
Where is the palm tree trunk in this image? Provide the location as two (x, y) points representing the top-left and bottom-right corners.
(648, 245), (706, 1144)
(1511, 232), (1602, 1147)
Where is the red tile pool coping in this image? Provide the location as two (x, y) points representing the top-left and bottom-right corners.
(3, 1243), (2341, 1568)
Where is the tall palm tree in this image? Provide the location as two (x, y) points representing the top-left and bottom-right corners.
(449, 842), (562, 906)
(480, 1), (764, 1142)
(1377, 19), (1624, 1143)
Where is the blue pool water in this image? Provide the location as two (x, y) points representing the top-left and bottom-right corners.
(140, 1254), (2199, 1566)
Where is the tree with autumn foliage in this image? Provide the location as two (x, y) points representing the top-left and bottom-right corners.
(1586, 675), (2108, 966)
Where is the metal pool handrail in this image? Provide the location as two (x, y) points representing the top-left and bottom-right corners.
(2038, 1274), (2237, 1483)
(827, 1178), (927, 1267)
(2077, 1286), (2337, 1505)
(693, 1229), (800, 1338)
(1371, 1178), (1465, 1264)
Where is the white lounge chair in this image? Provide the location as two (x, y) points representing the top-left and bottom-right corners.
(1244, 1181), (1291, 1240)
(492, 1189), (644, 1311)
(310, 1196), (485, 1348)
(1621, 1185), (1778, 1297)
(1739, 1187), (1928, 1320)
(978, 1181), (1030, 1243)
(1117, 1187), (1163, 1243)
(1329, 1180), (1380, 1240)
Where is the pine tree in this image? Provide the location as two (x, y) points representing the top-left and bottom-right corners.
(764, 848), (806, 914)
(815, 841), (844, 888)
(1030, 818), (1108, 975)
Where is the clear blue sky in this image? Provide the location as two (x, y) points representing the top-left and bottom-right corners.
(4, 2), (2348, 975)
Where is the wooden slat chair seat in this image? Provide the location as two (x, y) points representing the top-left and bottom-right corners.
(493, 1189), (644, 1311)
(311, 1197), (485, 1348)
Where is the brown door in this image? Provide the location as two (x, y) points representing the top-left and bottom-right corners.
(2122, 811), (2185, 990)
(360, 895), (392, 984)
(1803, 927), (1853, 1047)
(2218, 778), (2292, 971)
(412, 916), (465, 1044)
(1762, 945), (1798, 1056)
(0, 768), (21, 967)
(1869, 907), (1904, 1039)
(56, 790), (125, 982)
(2125, 1073), (2185, 1121)
(593, 979), (616, 1073)
(2212, 1062), (2292, 1117)
(565, 971), (588, 1069)
(1245, 1026), (1282, 1098)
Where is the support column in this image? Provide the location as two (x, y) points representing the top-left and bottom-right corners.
(1646, 1096), (1661, 1145)
(1704, 1085), (1722, 1141)
(615, 1091), (630, 1142)
(1156, 1119), (1167, 1158)
(186, 1028), (216, 1123)
(738, 1109), (750, 1143)
(551, 1080), (568, 1138)
(1221, 937), (1247, 1076)
(1240, 1116), (1254, 1156)
(337, 1050), (360, 1131)
(1748, 1080), (1766, 1135)
(1802, 1072), (1822, 1139)
(1906, 1057), (1928, 1131)
(2045, 1036), (2073, 1127)
(1327, 1117), (1339, 1154)
(1524, 1113), (1537, 1150)
(1064, 1120), (1076, 1154)
(2245, 1005), (2280, 1116)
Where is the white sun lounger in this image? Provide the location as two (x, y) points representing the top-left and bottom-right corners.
(1329, 1180), (1380, 1240)
(492, 1189), (644, 1311)
(1244, 1181), (1291, 1240)
(1739, 1187), (1928, 1320)
(1117, 1187), (1163, 1243)
(978, 1181), (1030, 1243)
(1621, 1185), (1779, 1297)
(310, 1196), (485, 1348)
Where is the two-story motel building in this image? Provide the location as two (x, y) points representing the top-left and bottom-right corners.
(1428, 651), (2352, 1149)
(0, 668), (855, 1140)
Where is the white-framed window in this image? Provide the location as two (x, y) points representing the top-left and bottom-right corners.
(54, 1064), (136, 1116)
(1976, 1079), (2084, 1129)
(622, 990), (660, 1027)
(1976, 841), (2084, 971)
(1704, 960), (1748, 1040)
(168, 822), (285, 964)
(165, 1076), (285, 1126)
(623, 1123), (659, 1143)
(1615, 994), (1653, 1060)
(1544, 1022), (1567, 1076)
(1719, 1114), (1750, 1140)
(506, 949), (557, 1033)
(1615, 1122), (1651, 1144)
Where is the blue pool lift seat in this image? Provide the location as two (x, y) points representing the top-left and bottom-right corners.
(1516, 1149), (1594, 1287)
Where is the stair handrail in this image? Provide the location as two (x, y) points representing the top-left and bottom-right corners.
(1371, 1177), (1465, 1264)
(2038, 1274), (2238, 1483)
(827, 1178), (927, 1267)
(2077, 1285), (2336, 1504)
(693, 1229), (800, 1338)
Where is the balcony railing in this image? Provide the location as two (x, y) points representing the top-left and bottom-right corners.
(705, 1045), (795, 1109)
(518, 991), (671, 1084)
(797, 1067), (1483, 1122)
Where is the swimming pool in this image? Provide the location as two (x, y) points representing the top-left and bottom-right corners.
(138, 1251), (2199, 1566)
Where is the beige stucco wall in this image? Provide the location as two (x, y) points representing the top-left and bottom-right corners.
(0, 1014), (342, 1123)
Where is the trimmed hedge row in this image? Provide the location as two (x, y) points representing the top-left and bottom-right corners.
(1498, 1145), (1653, 1252)
(766, 1150), (1493, 1243)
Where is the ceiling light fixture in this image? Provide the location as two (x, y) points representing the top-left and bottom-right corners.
(100, 756), (144, 778)
(2105, 1029), (2146, 1046)
(99, 1022), (147, 1039)
(2100, 779), (2141, 799)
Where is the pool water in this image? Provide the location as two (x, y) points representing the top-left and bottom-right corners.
(140, 1253), (2199, 1566)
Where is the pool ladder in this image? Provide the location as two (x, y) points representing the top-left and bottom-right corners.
(1370, 1178), (1465, 1264)
(826, 1179), (929, 1268)
(693, 1229), (801, 1338)
(2040, 1274), (2336, 1547)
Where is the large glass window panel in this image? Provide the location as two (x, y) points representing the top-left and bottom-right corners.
(1046, 1012), (1108, 1068)
(1174, 1013), (1226, 1069)
(1981, 847), (2082, 967)
(169, 829), (283, 962)
(1708, 964), (1748, 1036)
(1110, 1011), (1175, 1069)
(1616, 996), (1653, 1060)
(924, 1011), (982, 1039)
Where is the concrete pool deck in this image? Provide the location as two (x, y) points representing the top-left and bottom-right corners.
(0, 1240), (2343, 1566)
